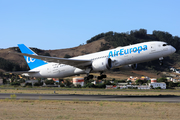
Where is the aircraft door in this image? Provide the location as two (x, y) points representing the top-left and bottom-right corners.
(151, 44), (156, 53)
(47, 67), (51, 74)
(47, 64), (52, 74)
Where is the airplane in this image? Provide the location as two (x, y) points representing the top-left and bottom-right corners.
(11, 41), (176, 80)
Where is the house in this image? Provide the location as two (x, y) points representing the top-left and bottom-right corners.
(127, 76), (139, 82)
(106, 85), (117, 89)
(149, 82), (166, 89)
(140, 76), (150, 80)
(73, 77), (84, 86)
(26, 80), (38, 84)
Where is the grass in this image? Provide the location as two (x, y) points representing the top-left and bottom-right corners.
(0, 99), (180, 120)
(1, 88), (180, 96)
(1, 88), (180, 119)
(10, 94), (17, 99)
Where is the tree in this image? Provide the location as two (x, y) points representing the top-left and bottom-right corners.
(157, 77), (167, 82)
(19, 78), (25, 83)
(11, 76), (15, 83)
(168, 81), (175, 88)
(0, 57), (21, 71)
(64, 79), (72, 87)
(45, 80), (54, 85)
(83, 83), (96, 88)
(127, 80), (132, 85)
(10, 82), (20, 86)
(25, 83), (32, 87)
(3, 79), (7, 84)
(135, 79), (144, 85)
(104, 80), (112, 85)
(150, 85), (154, 89)
(86, 33), (105, 44)
(60, 83), (65, 87)
(76, 84), (82, 88)
(59, 79), (63, 85)
(64, 54), (72, 58)
(44, 52), (51, 56)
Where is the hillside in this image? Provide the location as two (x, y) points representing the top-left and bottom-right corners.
(0, 39), (111, 71)
(0, 29), (180, 79)
(46, 39), (112, 58)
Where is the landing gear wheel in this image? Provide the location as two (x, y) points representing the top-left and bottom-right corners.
(88, 75), (94, 79)
(101, 74), (107, 78)
(97, 76), (103, 80)
(159, 60), (163, 66)
(84, 77), (89, 81)
(97, 74), (107, 80)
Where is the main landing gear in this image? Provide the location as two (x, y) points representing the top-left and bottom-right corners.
(84, 72), (107, 81)
(84, 75), (94, 81)
(97, 74), (107, 80)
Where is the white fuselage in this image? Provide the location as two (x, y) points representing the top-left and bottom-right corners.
(25, 41), (176, 78)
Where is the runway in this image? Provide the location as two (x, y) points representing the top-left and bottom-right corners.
(0, 93), (180, 102)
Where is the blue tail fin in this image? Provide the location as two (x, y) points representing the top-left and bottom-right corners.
(18, 44), (47, 70)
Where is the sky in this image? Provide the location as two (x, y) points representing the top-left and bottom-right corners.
(0, 0), (180, 50)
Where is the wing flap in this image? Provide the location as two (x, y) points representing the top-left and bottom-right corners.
(13, 52), (92, 69)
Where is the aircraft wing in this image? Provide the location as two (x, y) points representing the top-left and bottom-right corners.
(6, 71), (39, 74)
(14, 52), (92, 69)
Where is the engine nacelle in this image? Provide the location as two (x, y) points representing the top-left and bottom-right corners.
(92, 58), (112, 71)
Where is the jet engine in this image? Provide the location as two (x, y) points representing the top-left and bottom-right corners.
(92, 58), (112, 71)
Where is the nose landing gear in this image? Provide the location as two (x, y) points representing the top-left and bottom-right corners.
(159, 57), (163, 66)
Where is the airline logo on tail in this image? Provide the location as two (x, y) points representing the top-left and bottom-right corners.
(26, 54), (36, 63)
(18, 44), (47, 70)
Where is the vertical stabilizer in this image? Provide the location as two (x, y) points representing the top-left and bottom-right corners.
(18, 44), (47, 70)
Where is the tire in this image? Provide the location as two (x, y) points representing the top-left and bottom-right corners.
(101, 75), (107, 78)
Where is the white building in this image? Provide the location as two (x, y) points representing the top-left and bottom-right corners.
(149, 82), (166, 89)
(149, 78), (166, 89)
(106, 85), (117, 89)
(73, 77), (84, 86)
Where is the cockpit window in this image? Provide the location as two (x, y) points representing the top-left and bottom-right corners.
(163, 44), (167, 46)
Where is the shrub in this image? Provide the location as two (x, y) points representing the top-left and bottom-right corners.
(34, 83), (42, 86)
(60, 83), (65, 87)
(83, 83), (96, 88)
(10, 82), (20, 86)
(96, 83), (106, 88)
(26, 83), (32, 86)
(155, 87), (161, 89)
(76, 84), (82, 88)
(45, 80), (54, 85)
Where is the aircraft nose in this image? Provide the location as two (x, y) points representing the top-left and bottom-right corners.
(171, 46), (176, 53)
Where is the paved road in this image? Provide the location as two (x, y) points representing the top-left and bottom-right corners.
(0, 93), (180, 102)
